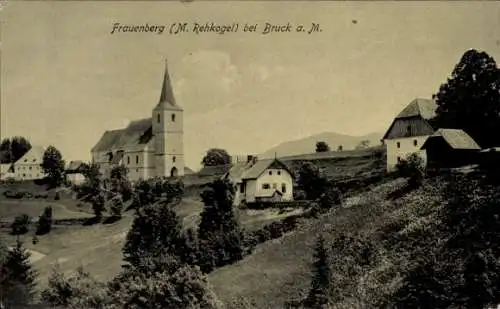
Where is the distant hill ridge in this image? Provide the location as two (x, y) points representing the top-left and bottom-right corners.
(259, 131), (383, 159)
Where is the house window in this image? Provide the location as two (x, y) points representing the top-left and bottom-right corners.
(277, 171), (281, 175)
(397, 142), (401, 149)
(136, 168), (139, 173)
(29, 166), (32, 170)
(127, 156), (130, 164)
(273, 183), (277, 189)
(24, 159), (27, 162)
(23, 174), (26, 177)
(173, 156), (176, 163)
(240, 183), (245, 193)
(397, 156), (401, 163)
(157, 113), (161, 123)
(136, 156), (139, 164)
(282, 183), (287, 193)
(269, 171), (272, 175)
(413, 140), (418, 147)
(262, 183), (270, 190)
(32, 159), (36, 162)
(171, 113), (176, 122)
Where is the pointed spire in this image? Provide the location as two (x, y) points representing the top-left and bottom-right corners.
(156, 58), (182, 111)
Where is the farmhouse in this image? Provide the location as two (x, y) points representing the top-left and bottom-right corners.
(11, 145), (47, 181)
(225, 156), (294, 206)
(91, 60), (184, 182)
(421, 129), (481, 169)
(382, 98), (437, 171)
(65, 160), (87, 185)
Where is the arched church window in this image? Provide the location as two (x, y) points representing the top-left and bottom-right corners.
(173, 156), (176, 163)
(171, 113), (176, 122)
(157, 113), (161, 123)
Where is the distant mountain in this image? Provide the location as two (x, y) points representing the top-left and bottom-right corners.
(259, 131), (383, 159)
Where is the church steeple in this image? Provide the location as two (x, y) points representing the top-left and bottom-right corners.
(155, 59), (182, 111)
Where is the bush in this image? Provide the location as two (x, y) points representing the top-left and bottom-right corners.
(395, 153), (425, 187)
(11, 214), (31, 235)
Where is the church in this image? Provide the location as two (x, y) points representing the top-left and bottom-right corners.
(91, 60), (184, 182)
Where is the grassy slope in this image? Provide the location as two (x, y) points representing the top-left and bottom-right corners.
(208, 177), (446, 308)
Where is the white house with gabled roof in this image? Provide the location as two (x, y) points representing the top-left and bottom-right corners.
(224, 156), (295, 206)
(382, 98), (438, 171)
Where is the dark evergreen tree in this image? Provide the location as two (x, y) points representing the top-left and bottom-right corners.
(11, 214), (31, 235)
(197, 179), (244, 273)
(36, 206), (53, 235)
(0, 239), (38, 307)
(431, 49), (500, 148)
(305, 234), (332, 309)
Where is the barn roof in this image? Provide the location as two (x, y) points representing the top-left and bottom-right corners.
(241, 158), (294, 180)
(91, 118), (153, 153)
(396, 98), (437, 120)
(422, 129), (480, 150)
(197, 164), (232, 177)
(14, 145), (45, 165)
(225, 161), (252, 182)
(383, 98), (437, 140)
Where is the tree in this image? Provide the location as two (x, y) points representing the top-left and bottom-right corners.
(305, 234), (332, 309)
(36, 206), (53, 235)
(122, 200), (185, 271)
(315, 141), (330, 153)
(337, 145), (343, 152)
(431, 49), (500, 148)
(0, 239), (38, 307)
(197, 179), (244, 273)
(108, 265), (224, 309)
(41, 265), (112, 309)
(109, 195), (124, 219)
(201, 148), (231, 167)
(318, 185), (343, 211)
(92, 192), (106, 221)
(355, 140), (371, 150)
(109, 165), (133, 202)
(41, 145), (66, 187)
(11, 214), (31, 235)
(0, 137), (31, 164)
(297, 162), (329, 201)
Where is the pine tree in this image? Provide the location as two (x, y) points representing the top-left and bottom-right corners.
(0, 239), (38, 307)
(306, 234), (332, 309)
(197, 179), (244, 273)
(36, 206), (53, 235)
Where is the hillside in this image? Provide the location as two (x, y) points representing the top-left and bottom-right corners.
(209, 177), (448, 308)
(260, 131), (383, 159)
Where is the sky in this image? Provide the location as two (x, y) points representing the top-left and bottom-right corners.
(1, 1), (500, 170)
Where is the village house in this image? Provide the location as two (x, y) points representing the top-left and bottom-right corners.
(91, 60), (184, 182)
(65, 160), (87, 185)
(421, 129), (481, 169)
(225, 156), (295, 206)
(11, 145), (47, 181)
(382, 98), (438, 171)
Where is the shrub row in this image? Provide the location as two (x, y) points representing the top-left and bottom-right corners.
(243, 206), (316, 252)
(3, 190), (50, 199)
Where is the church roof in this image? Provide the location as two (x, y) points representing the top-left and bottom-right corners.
(154, 60), (183, 112)
(91, 118), (153, 152)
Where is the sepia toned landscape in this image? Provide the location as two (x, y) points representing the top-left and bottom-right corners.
(1, 1), (500, 309)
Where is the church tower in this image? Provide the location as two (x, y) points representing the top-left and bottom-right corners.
(152, 60), (184, 178)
